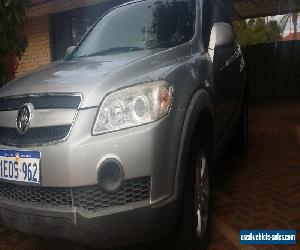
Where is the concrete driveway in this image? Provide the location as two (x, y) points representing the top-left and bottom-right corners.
(0, 99), (299, 249)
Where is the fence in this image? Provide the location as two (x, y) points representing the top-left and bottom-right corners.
(243, 41), (300, 99)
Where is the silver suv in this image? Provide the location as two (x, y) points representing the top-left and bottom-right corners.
(0, 0), (247, 249)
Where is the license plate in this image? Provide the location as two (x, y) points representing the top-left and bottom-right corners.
(0, 149), (41, 185)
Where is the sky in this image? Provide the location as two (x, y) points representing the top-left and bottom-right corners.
(245, 13), (300, 37)
(273, 14), (300, 36)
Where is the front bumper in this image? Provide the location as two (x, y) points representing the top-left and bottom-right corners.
(0, 107), (186, 245)
(0, 107), (186, 203)
(0, 195), (178, 247)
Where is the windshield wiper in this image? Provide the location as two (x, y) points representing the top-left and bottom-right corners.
(80, 47), (144, 57)
(147, 41), (182, 50)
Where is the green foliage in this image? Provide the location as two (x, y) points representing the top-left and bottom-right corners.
(0, 0), (27, 85)
(234, 18), (282, 47)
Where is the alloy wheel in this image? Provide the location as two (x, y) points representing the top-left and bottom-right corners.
(194, 151), (210, 238)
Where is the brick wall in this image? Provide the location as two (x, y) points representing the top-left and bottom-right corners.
(16, 15), (51, 76)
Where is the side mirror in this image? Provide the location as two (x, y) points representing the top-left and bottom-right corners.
(64, 46), (76, 60)
(212, 22), (235, 49)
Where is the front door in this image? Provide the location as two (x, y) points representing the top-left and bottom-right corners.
(204, 1), (241, 140)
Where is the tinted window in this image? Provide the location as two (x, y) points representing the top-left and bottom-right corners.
(72, 0), (196, 58)
(214, 2), (236, 46)
(202, 0), (213, 49)
(212, 1), (231, 24)
(202, 0), (236, 50)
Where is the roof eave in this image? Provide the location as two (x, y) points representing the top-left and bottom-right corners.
(26, 0), (108, 18)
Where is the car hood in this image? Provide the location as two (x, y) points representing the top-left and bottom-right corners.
(0, 47), (188, 108)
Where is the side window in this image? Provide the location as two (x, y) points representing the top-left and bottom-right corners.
(202, 0), (213, 50)
(213, 1), (236, 43)
(203, 0), (236, 60)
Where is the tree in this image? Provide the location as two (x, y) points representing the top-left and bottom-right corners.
(234, 18), (282, 47)
(0, 0), (27, 86)
(280, 13), (299, 40)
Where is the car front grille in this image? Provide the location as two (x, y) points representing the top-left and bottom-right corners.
(0, 126), (71, 146)
(0, 95), (82, 111)
(73, 177), (151, 212)
(0, 94), (81, 146)
(0, 177), (151, 212)
(0, 181), (73, 207)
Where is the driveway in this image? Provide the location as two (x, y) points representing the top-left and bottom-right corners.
(0, 99), (299, 249)
(209, 99), (300, 250)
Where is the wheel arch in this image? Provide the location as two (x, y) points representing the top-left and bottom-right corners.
(174, 88), (216, 206)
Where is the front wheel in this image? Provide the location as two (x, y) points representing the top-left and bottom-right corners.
(175, 148), (213, 250)
(195, 151), (211, 242)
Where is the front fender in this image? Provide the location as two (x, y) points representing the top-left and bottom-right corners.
(173, 88), (215, 204)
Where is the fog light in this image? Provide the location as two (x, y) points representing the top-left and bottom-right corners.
(98, 159), (123, 192)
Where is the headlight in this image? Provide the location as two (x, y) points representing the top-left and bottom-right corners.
(92, 81), (173, 135)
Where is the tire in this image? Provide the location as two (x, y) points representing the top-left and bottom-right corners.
(175, 140), (213, 250)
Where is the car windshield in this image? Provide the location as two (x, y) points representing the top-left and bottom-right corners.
(72, 0), (196, 58)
